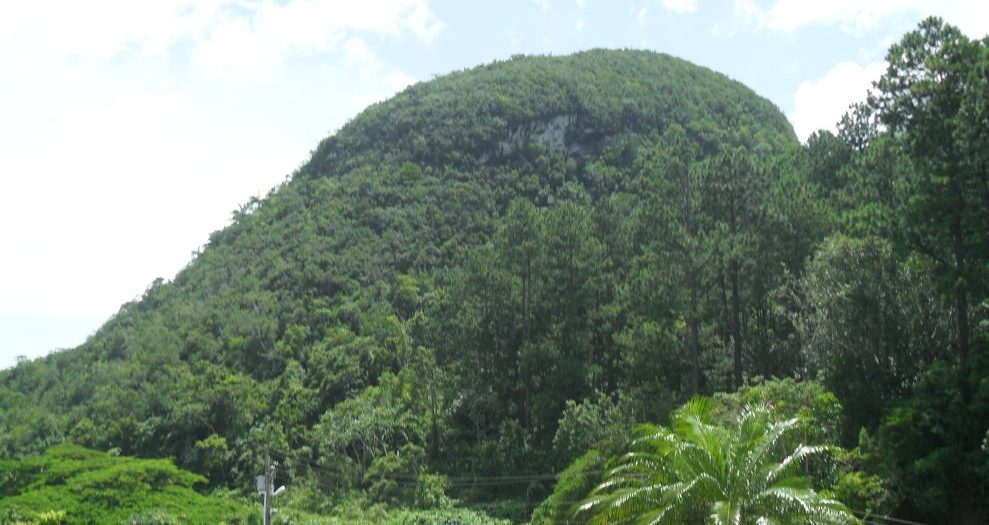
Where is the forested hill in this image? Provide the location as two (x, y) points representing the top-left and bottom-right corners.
(307, 49), (795, 176)
(0, 46), (799, 504)
(3, 27), (988, 524)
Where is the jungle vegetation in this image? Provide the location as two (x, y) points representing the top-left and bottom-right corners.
(1, 17), (987, 525)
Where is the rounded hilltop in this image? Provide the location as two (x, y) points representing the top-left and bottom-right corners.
(308, 48), (796, 177)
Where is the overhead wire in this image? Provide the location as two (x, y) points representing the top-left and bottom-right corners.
(277, 452), (604, 486)
(258, 452), (931, 525)
(849, 509), (929, 525)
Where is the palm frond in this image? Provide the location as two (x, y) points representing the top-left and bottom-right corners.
(579, 397), (856, 525)
(766, 444), (829, 485)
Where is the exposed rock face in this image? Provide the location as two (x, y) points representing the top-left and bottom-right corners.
(498, 114), (575, 155)
(479, 114), (600, 165)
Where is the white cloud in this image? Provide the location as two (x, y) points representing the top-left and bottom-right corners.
(754, 0), (988, 146)
(733, 0), (760, 23)
(0, 0), (440, 367)
(0, 0), (208, 60)
(0, 1), (442, 76)
(342, 37), (418, 105)
(762, 0), (905, 32)
(533, 0), (551, 11)
(191, 0), (443, 77)
(0, 88), (293, 316)
(737, 0), (989, 37)
(191, 16), (286, 77)
(636, 5), (650, 25)
(661, 0), (698, 15)
(576, 0), (586, 9)
(575, 18), (586, 33)
(790, 61), (885, 142)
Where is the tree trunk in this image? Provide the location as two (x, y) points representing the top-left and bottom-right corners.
(522, 273), (529, 341)
(978, 162), (989, 227)
(949, 168), (970, 363)
(689, 270), (701, 395)
(730, 259), (743, 391)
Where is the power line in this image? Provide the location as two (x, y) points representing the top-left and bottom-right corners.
(850, 509), (928, 525)
(283, 468), (922, 525)
(267, 454), (928, 525)
(293, 454), (605, 483)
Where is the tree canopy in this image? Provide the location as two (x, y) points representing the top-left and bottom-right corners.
(2, 22), (988, 525)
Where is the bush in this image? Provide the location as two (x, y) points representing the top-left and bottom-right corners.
(127, 510), (178, 525)
(0, 445), (250, 524)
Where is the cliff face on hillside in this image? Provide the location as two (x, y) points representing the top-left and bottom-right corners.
(310, 49), (794, 176)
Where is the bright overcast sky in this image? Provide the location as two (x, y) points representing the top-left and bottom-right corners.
(1, 0), (987, 369)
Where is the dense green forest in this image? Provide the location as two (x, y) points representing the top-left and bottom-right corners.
(1, 17), (988, 525)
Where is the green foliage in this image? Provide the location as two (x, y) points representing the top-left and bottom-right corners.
(529, 449), (606, 525)
(365, 444), (449, 509)
(191, 433), (233, 486)
(832, 459), (892, 519)
(1, 30), (988, 525)
(714, 377), (844, 448)
(252, 488), (509, 525)
(867, 348), (989, 522)
(0, 445), (251, 524)
(326, 507), (510, 525)
(0, 509), (70, 525)
(552, 390), (635, 466)
(126, 509), (179, 525)
(870, 17), (988, 363)
(576, 398), (856, 525)
(1, 52), (798, 502)
(797, 235), (953, 438)
(311, 49), (795, 177)
(315, 373), (427, 485)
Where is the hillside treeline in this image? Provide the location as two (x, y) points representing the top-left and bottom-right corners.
(1, 18), (987, 524)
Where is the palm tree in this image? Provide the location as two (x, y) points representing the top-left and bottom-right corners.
(577, 398), (857, 524)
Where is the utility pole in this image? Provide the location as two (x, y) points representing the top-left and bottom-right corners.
(257, 459), (285, 525)
(263, 461), (274, 525)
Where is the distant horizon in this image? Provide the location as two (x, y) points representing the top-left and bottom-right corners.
(2, 0), (986, 369)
